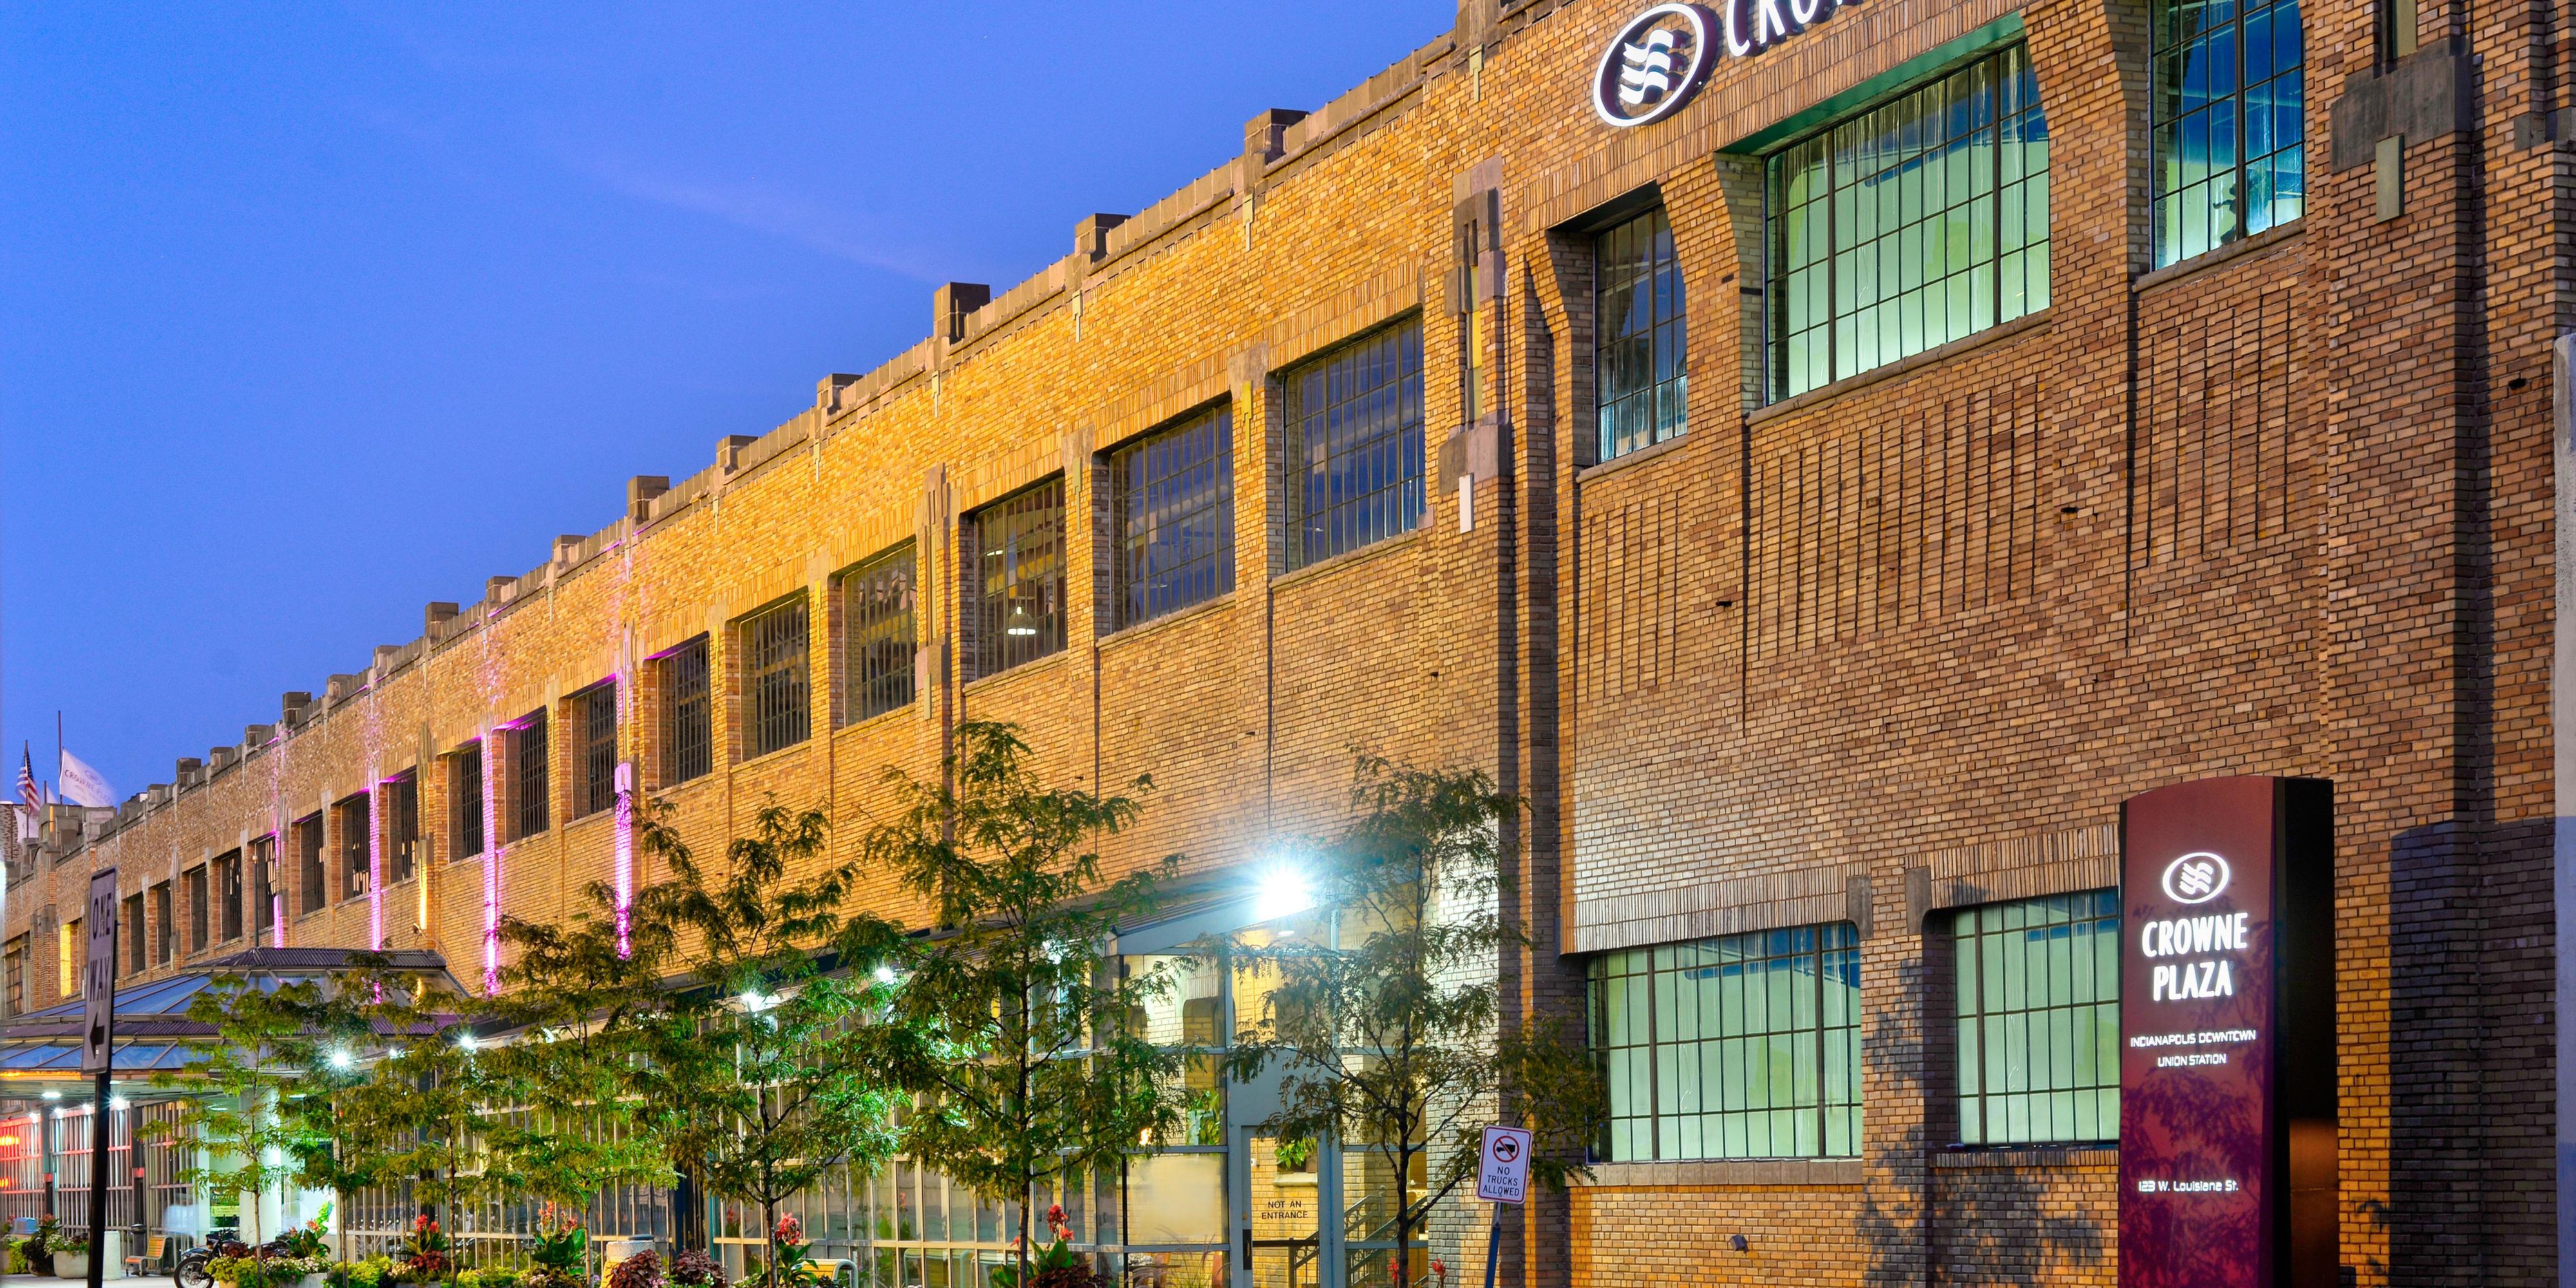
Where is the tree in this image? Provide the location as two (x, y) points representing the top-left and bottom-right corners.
(484, 893), (681, 1213)
(144, 973), (337, 1243)
(317, 969), (501, 1270)
(846, 721), (1187, 1288)
(620, 797), (898, 1288)
(1217, 758), (1606, 1288)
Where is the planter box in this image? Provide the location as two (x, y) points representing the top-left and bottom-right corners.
(53, 1251), (88, 1279)
(303, 1274), (330, 1288)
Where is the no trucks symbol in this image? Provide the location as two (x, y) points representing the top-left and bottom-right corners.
(1477, 1126), (1533, 1204)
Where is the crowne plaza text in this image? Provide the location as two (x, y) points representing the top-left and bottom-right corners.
(3, 0), (2564, 1282)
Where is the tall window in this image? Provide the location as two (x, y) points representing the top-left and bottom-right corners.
(296, 813), (325, 915)
(184, 868), (209, 953)
(214, 849), (243, 942)
(972, 479), (1067, 676)
(60, 919), (80, 997)
(122, 894), (145, 974)
(1588, 923), (1862, 1160)
(1768, 44), (2050, 401)
(151, 884), (172, 965)
(574, 683), (620, 818)
(450, 746), (484, 860)
(5, 936), (25, 1015)
(509, 714), (550, 840)
(386, 773), (420, 882)
(250, 838), (275, 940)
(2152, 0), (2304, 265)
(1596, 206), (1687, 460)
(1284, 319), (1425, 570)
(1112, 406), (1235, 628)
(743, 598), (812, 757)
(840, 545), (918, 724)
(1955, 890), (2121, 1144)
(659, 639), (712, 784)
(337, 795), (370, 903)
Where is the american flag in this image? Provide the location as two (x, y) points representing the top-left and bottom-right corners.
(15, 744), (37, 815)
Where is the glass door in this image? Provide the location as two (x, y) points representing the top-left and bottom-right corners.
(1237, 1130), (1321, 1288)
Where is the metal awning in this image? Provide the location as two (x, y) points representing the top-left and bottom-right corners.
(0, 947), (455, 1097)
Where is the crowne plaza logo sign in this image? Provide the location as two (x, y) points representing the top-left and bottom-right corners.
(1590, 0), (1857, 128)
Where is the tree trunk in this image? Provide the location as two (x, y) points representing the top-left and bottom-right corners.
(1014, 1175), (1031, 1288)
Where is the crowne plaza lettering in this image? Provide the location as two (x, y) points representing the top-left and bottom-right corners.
(2139, 911), (2250, 956)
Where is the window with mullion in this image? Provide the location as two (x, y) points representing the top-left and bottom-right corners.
(2152, 0), (2304, 266)
(1113, 406), (1236, 628)
(509, 714), (549, 841)
(296, 814), (325, 914)
(450, 746), (485, 859)
(215, 850), (243, 942)
(249, 838), (274, 940)
(1283, 319), (1425, 571)
(660, 639), (712, 784)
(743, 598), (813, 757)
(1595, 206), (1687, 461)
(574, 684), (619, 819)
(1954, 889), (2121, 1144)
(840, 545), (918, 724)
(1766, 44), (2050, 401)
(972, 479), (1067, 676)
(337, 795), (370, 902)
(1587, 922), (1863, 1160)
(386, 773), (420, 882)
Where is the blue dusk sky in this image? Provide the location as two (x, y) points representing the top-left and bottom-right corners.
(1, 2), (1454, 802)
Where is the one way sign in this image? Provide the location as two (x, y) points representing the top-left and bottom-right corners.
(1475, 1125), (1533, 1204)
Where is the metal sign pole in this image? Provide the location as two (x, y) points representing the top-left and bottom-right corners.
(80, 869), (115, 1288)
(1473, 1126), (1531, 1288)
(1479, 1208), (1502, 1288)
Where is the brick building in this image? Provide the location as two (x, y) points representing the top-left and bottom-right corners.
(0, 0), (2558, 1282)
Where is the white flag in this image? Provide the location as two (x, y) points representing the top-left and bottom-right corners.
(57, 750), (113, 808)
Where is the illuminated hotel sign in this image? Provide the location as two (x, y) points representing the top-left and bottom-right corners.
(1591, 0), (1853, 128)
(2119, 777), (2336, 1288)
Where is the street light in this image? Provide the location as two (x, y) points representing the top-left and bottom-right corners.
(328, 1049), (354, 1071)
(1255, 861), (1316, 922)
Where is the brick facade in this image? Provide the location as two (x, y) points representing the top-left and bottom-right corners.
(6, 0), (2559, 1282)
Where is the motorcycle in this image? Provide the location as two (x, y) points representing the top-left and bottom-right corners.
(175, 1229), (294, 1288)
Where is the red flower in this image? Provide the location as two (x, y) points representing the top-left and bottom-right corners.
(772, 1214), (805, 1246)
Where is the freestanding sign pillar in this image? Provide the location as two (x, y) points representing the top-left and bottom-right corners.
(80, 869), (115, 1288)
(2119, 778), (2334, 1288)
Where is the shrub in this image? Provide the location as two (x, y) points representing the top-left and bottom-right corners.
(668, 1249), (726, 1288)
(327, 1254), (395, 1288)
(607, 1251), (663, 1288)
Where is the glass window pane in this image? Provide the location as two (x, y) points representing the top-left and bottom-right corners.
(1586, 922), (1861, 1160)
(1953, 890), (2121, 1144)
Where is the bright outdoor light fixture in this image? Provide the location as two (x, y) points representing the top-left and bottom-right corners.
(456, 1033), (478, 1052)
(741, 989), (774, 1012)
(39, 1092), (59, 1101)
(108, 1096), (129, 1112)
(873, 965), (898, 985)
(328, 1050), (354, 1070)
(1255, 861), (1316, 922)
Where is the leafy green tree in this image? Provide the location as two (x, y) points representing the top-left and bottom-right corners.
(1218, 759), (1607, 1288)
(143, 974), (338, 1242)
(846, 721), (1186, 1288)
(620, 797), (899, 1288)
(485, 891), (681, 1212)
(318, 971), (501, 1260)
